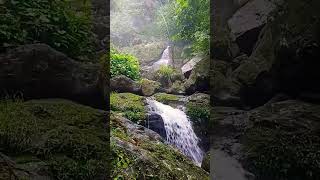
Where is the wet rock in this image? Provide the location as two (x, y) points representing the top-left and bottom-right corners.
(145, 113), (167, 139)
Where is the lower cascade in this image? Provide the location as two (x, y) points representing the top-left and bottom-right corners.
(146, 98), (204, 166)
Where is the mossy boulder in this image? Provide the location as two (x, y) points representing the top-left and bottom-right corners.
(242, 100), (320, 180)
(140, 78), (161, 96)
(169, 80), (186, 95)
(110, 93), (146, 125)
(110, 113), (209, 179)
(0, 99), (109, 180)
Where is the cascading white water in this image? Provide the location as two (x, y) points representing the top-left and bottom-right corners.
(147, 98), (204, 166)
(151, 46), (172, 69)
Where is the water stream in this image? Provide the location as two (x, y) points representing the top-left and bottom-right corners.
(146, 98), (204, 166)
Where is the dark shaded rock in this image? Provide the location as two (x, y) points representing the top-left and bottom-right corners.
(110, 75), (141, 94)
(235, 25), (265, 55)
(0, 44), (107, 110)
(0, 152), (52, 180)
(145, 113), (167, 139)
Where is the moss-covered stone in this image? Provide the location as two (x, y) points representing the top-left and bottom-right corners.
(140, 78), (160, 96)
(0, 99), (109, 180)
(110, 92), (146, 125)
(110, 113), (209, 179)
(153, 93), (179, 105)
(243, 100), (320, 180)
(170, 80), (185, 94)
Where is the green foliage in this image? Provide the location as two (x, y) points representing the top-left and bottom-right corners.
(157, 0), (209, 55)
(0, 0), (93, 59)
(110, 93), (146, 124)
(155, 65), (180, 86)
(0, 99), (109, 179)
(186, 102), (210, 125)
(110, 48), (141, 80)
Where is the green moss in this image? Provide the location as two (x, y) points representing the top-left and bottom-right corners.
(153, 93), (179, 104)
(0, 99), (109, 180)
(244, 126), (320, 180)
(110, 93), (146, 125)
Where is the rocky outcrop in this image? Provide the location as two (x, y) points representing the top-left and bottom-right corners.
(0, 44), (107, 109)
(213, 100), (320, 180)
(111, 113), (209, 179)
(211, 0), (320, 179)
(212, 0), (320, 108)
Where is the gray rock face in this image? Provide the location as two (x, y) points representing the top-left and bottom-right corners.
(228, 0), (282, 39)
(0, 44), (107, 109)
(181, 56), (205, 78)
(110, 75), (141, 94)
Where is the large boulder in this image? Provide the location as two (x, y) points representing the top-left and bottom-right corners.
(110, 75), (141, 94)
(181, 56), (206, 78)
(0, 44), (107, 109)
(140, 78), (160, 96)
(228, 0), (283, 55)
(0, 99), (109, 179)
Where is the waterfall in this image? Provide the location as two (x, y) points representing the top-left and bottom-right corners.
(147, 98), (204, 166)
(151, 46), (172, 70)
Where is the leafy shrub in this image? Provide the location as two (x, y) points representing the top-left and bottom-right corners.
(110, 48), (140, 80)
(157, 65), (175, 80)
(0, 0), (93, 59)
(186, 102), (210, 125)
